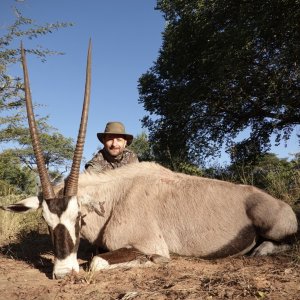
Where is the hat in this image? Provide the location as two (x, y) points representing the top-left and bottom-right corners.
(97, 122), (134, 145)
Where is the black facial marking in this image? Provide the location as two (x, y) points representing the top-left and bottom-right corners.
(46, 197), (71, 217)
(204, 225), (257, 259)
(53, 224), (76, 259)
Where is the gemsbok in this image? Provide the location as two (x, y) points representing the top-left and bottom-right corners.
(1, 41), (298, 279)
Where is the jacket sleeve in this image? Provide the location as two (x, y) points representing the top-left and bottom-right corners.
(84, 151), (110, 174)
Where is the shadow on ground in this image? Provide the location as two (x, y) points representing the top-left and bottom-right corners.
(0, 232), (94, 278)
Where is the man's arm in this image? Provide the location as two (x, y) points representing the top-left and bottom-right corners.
(123, 149), (139, 164)
(85, 150), (112, 174)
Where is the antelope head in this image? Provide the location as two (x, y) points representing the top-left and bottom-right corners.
(1, 41), (92, 279)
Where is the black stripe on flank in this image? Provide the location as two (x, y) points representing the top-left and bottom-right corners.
(98, 247), (146, 265)
(204, 225), (257, 259)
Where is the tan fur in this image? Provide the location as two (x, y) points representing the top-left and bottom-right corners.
(64, 162), (297, 258)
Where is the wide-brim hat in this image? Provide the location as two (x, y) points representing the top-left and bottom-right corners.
(97, 122), (134, 146)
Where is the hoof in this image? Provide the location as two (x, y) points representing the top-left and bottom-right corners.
(251, 241), (291, 256)
(149, 254), (170, 265)
(90, 256), (110, 271)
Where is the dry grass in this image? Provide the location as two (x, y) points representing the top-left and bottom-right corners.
(0, 194), (45, 245)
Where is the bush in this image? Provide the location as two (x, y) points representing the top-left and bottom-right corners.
(218, 153), (300, 206)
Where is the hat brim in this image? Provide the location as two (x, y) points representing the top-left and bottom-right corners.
(97, 133), (133, 146)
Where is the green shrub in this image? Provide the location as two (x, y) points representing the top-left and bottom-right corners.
(218, 153), (300, 206)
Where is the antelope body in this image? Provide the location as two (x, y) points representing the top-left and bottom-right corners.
(1, 42), (298, 279)
(76, 162), (298, 260)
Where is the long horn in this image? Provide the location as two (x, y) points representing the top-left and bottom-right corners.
(21, 42), (55, 200)
(65, 39), (92, 197)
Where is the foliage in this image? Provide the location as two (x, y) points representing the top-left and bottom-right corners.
(209, 153), (300, 206)
(15, 121), (75, 171)
(1, 6), (72, 111)
(130, 132), (203, 175)
(139, 0), (300, 166)
(0, 118), (74, 194)
(176, 161), (203, 176)
(0, 3), (73, 153)
(129, 132), (154, 162)
(252, 153), (300, 205)
(0, 4), (74, 194)
(0, 179), (18, 196)
(0, 150), (37, 195)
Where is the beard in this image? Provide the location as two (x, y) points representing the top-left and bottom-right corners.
(107, 146), (124, 157)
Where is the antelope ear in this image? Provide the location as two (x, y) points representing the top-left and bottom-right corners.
(0, 196), (41, 213)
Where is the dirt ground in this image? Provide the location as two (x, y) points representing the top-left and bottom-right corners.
(0, 232), (299, 300)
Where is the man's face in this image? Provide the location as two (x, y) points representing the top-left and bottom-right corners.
(103, 134), (127, 157)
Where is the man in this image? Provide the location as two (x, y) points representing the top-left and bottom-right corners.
(85, 121), (139, 174)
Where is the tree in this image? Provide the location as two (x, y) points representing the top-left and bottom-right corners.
(130, 132), (203, 175)
(14, 119), (74, 171)
(0, 150), (36, 195)
(223, 152), (300, 205)
(0, 3), (74, 194)
(129, 132), (153, 162)
(0, 4), (72, 144)
(0, 119), (75, 194)
(138, 0), (300, 166)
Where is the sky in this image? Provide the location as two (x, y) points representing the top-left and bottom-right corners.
(1, 0), (299, 168)
(1, 0), (165, 166)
